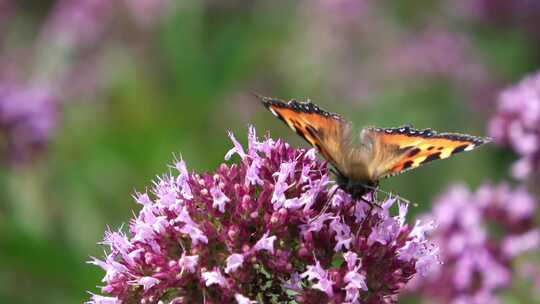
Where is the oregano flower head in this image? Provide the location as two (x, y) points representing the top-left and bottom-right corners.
(88, 126), (438, 304)
(411, 183), (539, 303)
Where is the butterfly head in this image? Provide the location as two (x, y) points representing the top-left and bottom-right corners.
(335, 170), (379, 199)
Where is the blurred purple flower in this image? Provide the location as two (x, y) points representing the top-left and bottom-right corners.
(87, 294), (119, 304)
(44, 0), (170, 43)
(0, 1), (112, 165)
(488, 70), (540, 179)
(386, 29), (493, 101)
(292, 1), (495, 107)
(0, 83), (58, 163)
(0, 0), (171, 165)
(411, 183), (539, 303)
(451, 0), (540, 42)
(41, 0), (113, 50)
(88, 126), (438, 303)
(123, 0), (171, 28)
(315, 0), (371, 24)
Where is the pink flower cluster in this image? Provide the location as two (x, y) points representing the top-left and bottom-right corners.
(412, 183), (539, 303)
(88, 127), (438, 304)
(489, 70), (540, 179)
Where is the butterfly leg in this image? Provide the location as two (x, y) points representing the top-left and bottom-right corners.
(354, 191), (387, 230)
(357, 196), (375, 229)
(358, 191), (382, 210)
(309, 186), (339, 223)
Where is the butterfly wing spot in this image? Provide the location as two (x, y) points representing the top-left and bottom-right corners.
(407, 148), (421, 157)
(420, 152), (441, 165)
(452, 144), (469, 155)
(402, 160), (414, 170)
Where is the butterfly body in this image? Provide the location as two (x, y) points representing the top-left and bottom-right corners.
(335, 171), (378, 200)
(258, 94), (490, 199)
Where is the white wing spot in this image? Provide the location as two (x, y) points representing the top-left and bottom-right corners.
(440, 149), (452, 159)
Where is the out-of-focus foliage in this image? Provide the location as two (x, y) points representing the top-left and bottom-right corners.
(0, 1), (538, 303)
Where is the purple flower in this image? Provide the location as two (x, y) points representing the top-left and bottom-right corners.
(387, 29), (492, 98)
(122, 0), (171, 28)
(210, 182), (231, 213)
(38, 0), (168, 67)
(252, 232), (277, 254)
(411, 183), (539, 303)
(0, 0), (171, 167)
(225, 253), (244, 274)
(301, 260), (334, 297)
(234, 293), (256, 304)
(288, 1), (496, 107)
(314, 0), (371, 24)
(0, 83), (58, 163)
(202, 268), (228, 288)
(178, 253), (199, 274)
(88, 126), (438, 303)
(41, 0), (114, 50)
(450, 0), (540, 42)
(488, 70), (540, 179)
(85, 294), (119, 304)
(342, 252), (368, 302)
(138, 276), (160, 291)
(344, 270), (368, 302)
(271, 160), (297, 208)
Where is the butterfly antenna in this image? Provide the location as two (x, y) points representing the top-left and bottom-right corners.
(251, 91), (263, 98)
(251, 91), (269, 103)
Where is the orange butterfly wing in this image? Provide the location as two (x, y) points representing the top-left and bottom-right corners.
(258, 94), (491, 188)
(365, 126), (491, 179)
(257, 94), (349, 172)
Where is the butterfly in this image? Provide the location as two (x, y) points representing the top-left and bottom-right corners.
(257, 94), (491, 199)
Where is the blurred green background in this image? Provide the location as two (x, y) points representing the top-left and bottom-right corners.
(0, 1), (538, 303)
